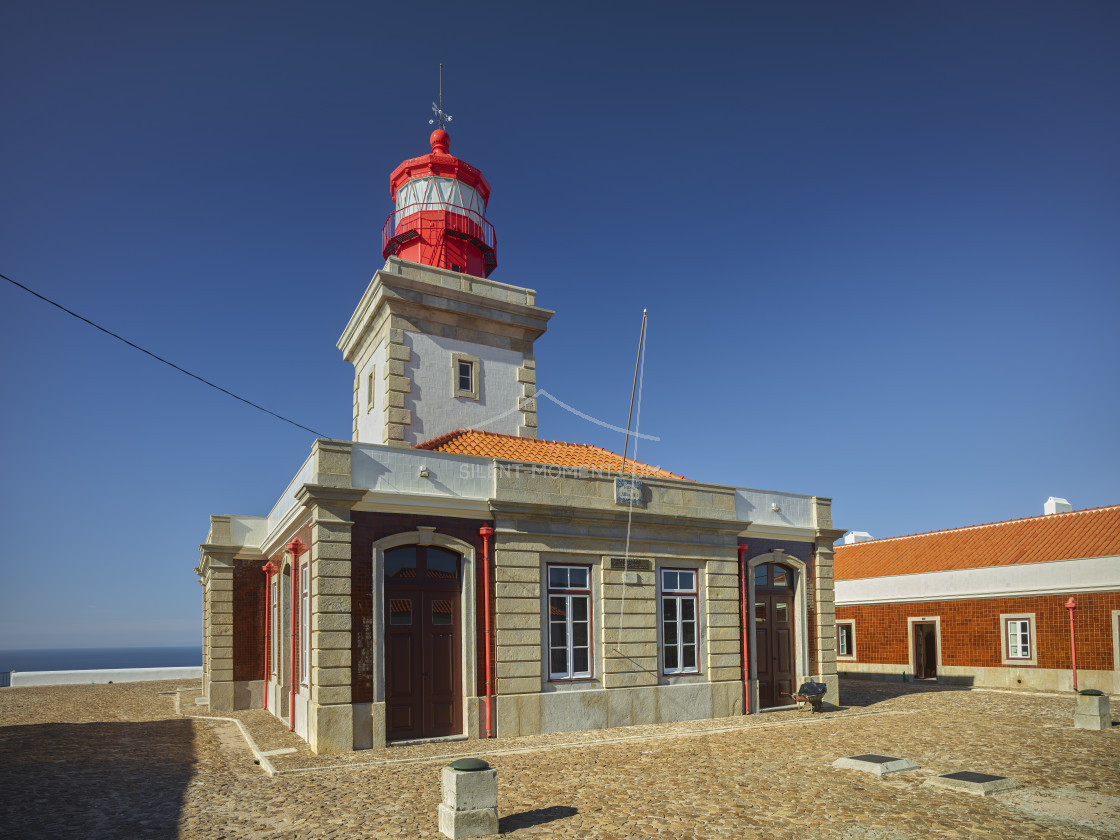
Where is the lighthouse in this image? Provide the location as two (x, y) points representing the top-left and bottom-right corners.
(339, 127), (551, 446)
(382, 128), (497, 278)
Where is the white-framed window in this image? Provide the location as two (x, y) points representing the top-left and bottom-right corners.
(451, 352), (480, 400)
(547, 565), (591, 680)
(660, 569), (699, 675)
(836, 621), (855, 659)
(366, 367), (376, 412)
(1006, 619), (1030, 659)
(270, 576), (279, 677)
(300, 564), (310, 686)
(1000, 613), (1037, 666)
(1112, 610), (1120, 673)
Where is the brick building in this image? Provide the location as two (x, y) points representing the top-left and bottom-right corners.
(195, 129), (843, 753)
(834, 502), (1120, 693)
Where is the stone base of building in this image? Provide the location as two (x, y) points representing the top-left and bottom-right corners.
(251, 677), (849, 752)
(838, 664), (1119, 695)
(309, 701), (354, 754)
(494, 680), (744, 738)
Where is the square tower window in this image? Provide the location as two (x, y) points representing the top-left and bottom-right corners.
(451, 352), (480, 400)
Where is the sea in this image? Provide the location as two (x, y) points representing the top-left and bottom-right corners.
(0, 646), (202, 674)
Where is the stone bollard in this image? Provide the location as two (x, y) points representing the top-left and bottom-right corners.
(1074, 690), (1111, 731)
(438, 758), (498, 839)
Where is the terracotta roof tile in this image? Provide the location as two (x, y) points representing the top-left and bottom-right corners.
(414, 429), (687, 479)
(834, 505), (1120, 580)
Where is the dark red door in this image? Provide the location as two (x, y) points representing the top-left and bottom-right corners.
(754, 562), (796, 708)
(423, 593), (459, 734)
(384, 546), (462, 741)
(756, 593), (794, 707)
(913, 622), (937, 679)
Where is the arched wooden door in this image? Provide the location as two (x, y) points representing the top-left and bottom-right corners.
(754, 562), (795, 708)
(384, 545), (462, 741)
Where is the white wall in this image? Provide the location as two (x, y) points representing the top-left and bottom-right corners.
(230, 516), (267, 549)
(835, 555), (1120, 605)
(352, 444), (493, 498)
(10, 667), (202, 686)
(403, 332), (525, 445)
(735, 489), (814, 529)
(355, 340), (387, 444)
(266, 455), (315, 536)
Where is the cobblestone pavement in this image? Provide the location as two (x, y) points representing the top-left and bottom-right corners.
(1, 679), (1117, 839)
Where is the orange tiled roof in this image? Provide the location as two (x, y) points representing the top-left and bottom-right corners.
(415, 429), (687, 479)
(834, 505), (1120, 580)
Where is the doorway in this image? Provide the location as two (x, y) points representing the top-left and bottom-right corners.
(384, 545), (463, 741)
(754, 562), (796, 708)
(913, 621), (938, 679)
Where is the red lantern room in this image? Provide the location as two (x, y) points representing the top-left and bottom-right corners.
(382, 129), (497, 278)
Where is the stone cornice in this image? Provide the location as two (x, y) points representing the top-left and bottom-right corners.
(740, 525), (817, 541)
(197, 545), (238, 577)
(815, 528), (848, 544)
(295, 484), (367, 508)
(352, 491), (492, 519)
(488, 500), (749, 536)
(337, 265), (553, 362)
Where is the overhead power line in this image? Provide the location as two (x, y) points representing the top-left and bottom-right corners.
(1, 271), (329, 438)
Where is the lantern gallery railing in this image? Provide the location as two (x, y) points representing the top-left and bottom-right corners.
(381, 201), (497, 258)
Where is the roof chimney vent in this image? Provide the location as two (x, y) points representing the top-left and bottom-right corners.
(842, 531), (874, 544)
(1044, 497), (1072, 515)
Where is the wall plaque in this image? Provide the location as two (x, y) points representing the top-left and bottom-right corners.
(615, 478), (644, 506)
(610, 557), (652, 571)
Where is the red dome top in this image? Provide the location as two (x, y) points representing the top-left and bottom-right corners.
(430, 128), (450, 155)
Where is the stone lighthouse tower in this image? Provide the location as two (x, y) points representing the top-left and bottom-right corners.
(337, 128), (553, 447)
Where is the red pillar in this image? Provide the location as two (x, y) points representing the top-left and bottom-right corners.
(1065, 597), (1078, 692)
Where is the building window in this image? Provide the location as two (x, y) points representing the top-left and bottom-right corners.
(451, 352), (480, 400)
(270, 577), (279, 677)
(300, 564), (310, 686)
(1000, 613), (1037, 666)
(366, 367), (376, 412)
(661, 569), (699, 675)
(755, 562), (795, 590)
(1006, 619), (1030, 659)
(836, 621), (855, 659)
(1113, 611), (1120, 673)
(547, 565), (591, 680)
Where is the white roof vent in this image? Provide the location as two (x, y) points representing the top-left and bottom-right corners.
(1044, 497), (1072, 515)
(842, 531), (874, 544)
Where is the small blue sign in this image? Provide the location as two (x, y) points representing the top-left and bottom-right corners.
(615, 478), (643, 506)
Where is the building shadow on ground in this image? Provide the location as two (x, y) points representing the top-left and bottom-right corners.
(0, 719), (195, 839)
(499, 805), (578, 833)
(838, 677), (974, 709)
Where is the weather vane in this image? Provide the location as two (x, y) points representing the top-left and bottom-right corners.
(429, 63), (453, 129)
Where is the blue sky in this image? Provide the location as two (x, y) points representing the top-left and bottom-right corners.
(2, 1), (1117, 649)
